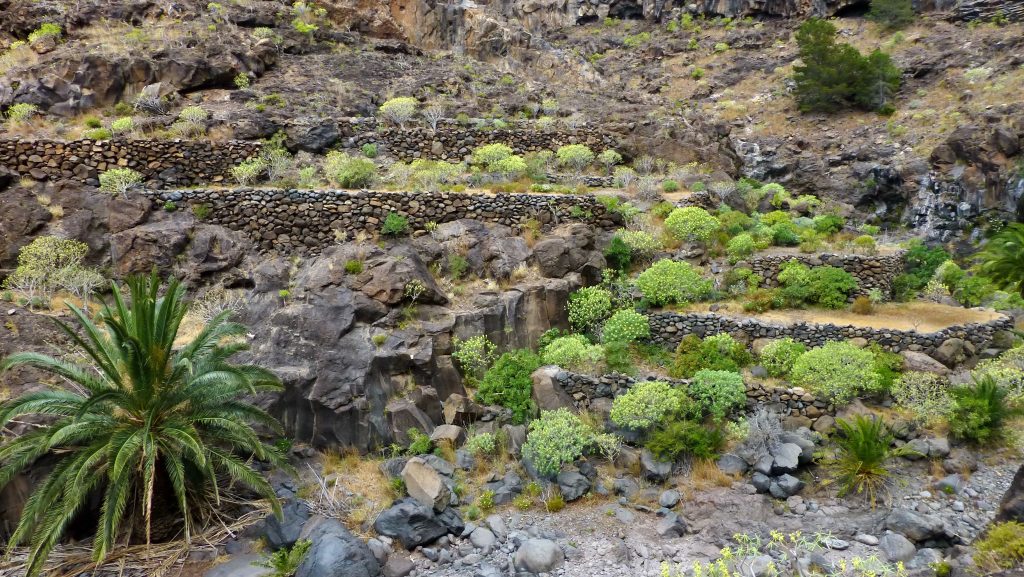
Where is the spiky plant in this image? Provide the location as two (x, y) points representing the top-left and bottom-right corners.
(254, 538), (312, 577)
(0, 273), (289, 576)
(977, 223), (1024, 298)
(949, 375), (1021, 444)
(828, 415), (917, 508)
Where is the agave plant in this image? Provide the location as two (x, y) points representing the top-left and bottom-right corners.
(977, 222), (1024, 298)
(0, 274), (289, 576)
(828, 415), (918, 507)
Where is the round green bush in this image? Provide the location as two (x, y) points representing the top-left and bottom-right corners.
(601, 309), (650, 344)
(664, 207), (720, 244)
(522, 408), (618, 477)
(567, 286), (613, 332)
(759, 338), (807, 377)
(476, 349), (541, 423)
(789, 341), (881, 406)
(541, 335), (604, 372)
(688, 370), (746, 419)
(615, 229), (660, 258)
(726, 233), (755, 263)
(610, 381), (684, 430)
(635, 259), (712, 306)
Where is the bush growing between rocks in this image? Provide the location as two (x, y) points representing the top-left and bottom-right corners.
(664, 207), (720, 245)
(828, 415), (915, 507)
(688, 370), (746, 420)
(777, 261), (857, 309)
(726, 233), (755, 264)
(381, 212), (409, 236)
(597, 149), (622, 173)
(406, 428), (433, 455)
(541, 335), (605, 373)
(759, 338), (807, 377)
(948, 376), (1021, 444)
(670, 333), (752, 379)
(615, 229), (660, 260)
(471, 143), (514, 169)
(601, 309), (650, 344)
(610, 381), (685, 430)
(790, 341), (882, 406)
(556, 144), (595, 172)
(604, 236), (633, 272)
(231, 157), (267, 185)
(452, 335), (497, 386)
(522, 408), (619, 477)
(973, 521), (1024, 571)
(465, 432), (498, 456)
(971, 347), (1024, 405)
(379, 97), (418, 127)
(110, 117), (134, 135)
(323, 151), (376, 189)
(98, 168), (143, 197)
(477, 349), (541, 423)
(645, 419), (724, 462)
(2, 236), (104, 309)
(635, 259), (712, 306)
(891, 372), (951, 426)
(567, 286), (613, 332)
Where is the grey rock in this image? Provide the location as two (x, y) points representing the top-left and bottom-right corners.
(262, 498), (310, 549)
(203, 554), (272, 577)
(717, 453), (749, 476)
(401, 457), (451, 512)
(903, 438), (929, 460)
(556, 471), (591, 502)
(613, 477), (639, 498)
(485, 515), (508, 541)
(295, 517), (380, 577)
(909, 548), (944, 569)
(654, 513), (688, 538)
(935, 474), (964, 495)
(470, 527), (497, 549)
(513, 539), (565, 574)
(659, 490), (681, 508)
(927, 437), (951, 458)
(373, 499), (452, 549)
(382, 556), (415, 577)
(641, 449), (673, 483)
(770, 443), (802, 474)
(769, 474), (805, 498)
(366, 538), (389, 565)
(879, 533), (916, 563)
(884, 509), (947, 543)
(751, 472), (772, 494)
(854, 534), (879, 546)
(746, 555), (775, 577)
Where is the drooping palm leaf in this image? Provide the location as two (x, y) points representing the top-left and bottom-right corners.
(0, 273), (290, 576)
(977, 223), (1024, 298)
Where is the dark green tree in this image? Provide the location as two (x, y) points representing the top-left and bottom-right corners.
(0, 274), (289, 576)
(868, 0), (915, 30)
(793, 18), (902, 113)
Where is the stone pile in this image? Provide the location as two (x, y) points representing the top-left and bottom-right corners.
(147, 187), (620, 255)
(648, 311), (1013, 355)
(743, 251), (906, 298)
(0, 138), (260, 187)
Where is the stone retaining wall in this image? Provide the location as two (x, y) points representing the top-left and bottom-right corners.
(554, 371), (833, 424)
(744, 252), (906, 297)
(338, 121), (617, 162)
(0, 139), (261, 187)
(147, 188), (620, 254)
(647, 311), (1014, 355)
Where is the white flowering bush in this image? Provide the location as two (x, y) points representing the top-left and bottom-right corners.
(790, 341), (881, 406)
(601, 309), (649, 344)
(522, 408), (618, 476)
(891, 371), (952, 425)
(759, 338), (807, 377)
(452, 335), (497, 386)
(98, 168), (143, 197)
(465, 432), (498, 456)
(610, 381), (684, 430)
(379, 97), (418, 127)
(635, 259), (713, 306)
(971, 346), (1024, 404)
(689, 370), (746, 419)
(616, 229), (660, 259)
(541, 335), (604, 373)
(567, 286), (613, 332)
(664, 207), (720, 244)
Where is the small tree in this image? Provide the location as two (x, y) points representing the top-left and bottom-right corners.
(556, 144), (595, 173)
(379, 97), (418, 128)
(868, 0), (914, 30)
(597, 149), (623, 174)
(98, 168), (143, 197)
(422, 103), (445, 132)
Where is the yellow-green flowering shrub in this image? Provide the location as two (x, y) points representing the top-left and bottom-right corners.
(790, 341), (881, 406)
(759, 338), (806, 377)
(610, 380), (684, 430)
(601, 309), (649, 344)
(541, 335), (604, 373)
(522, 408), (618, 476)
(689, 370), (746, 419)
(665, 207), (720, 244)
(891, 371), (952, 426)
(635, 259), (712, 306)
(567, 286), (613, 331)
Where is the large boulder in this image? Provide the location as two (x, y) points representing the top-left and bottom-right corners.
(348, 245), (447, 306)
(884, 509), (948, 543)
(932, 338), (967, 368)
(401, 457), (451, 512)
(640, 449), (673, 483)
(295, 517), (380, 577)
(531, 366), (575, 411)
(373, 499), (461, 549)
(879, 533), (916, 563)
(262, 498), (310, 549)
(995, 464), (1024, 523)
(110, 217), (192, 276)
(531, 223), (605, 283)
(285, 119), (341, 153)
(901, 351), (951, 375)
(513, 539), (565, 574)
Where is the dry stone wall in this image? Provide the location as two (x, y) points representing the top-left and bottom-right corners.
(147, 188), (620, 254)
(338, 120), (617, 162)
(0, 139), (261, 187)
(744, 251), (906, 297)
(647, 311), (1014, 355)
(554, 371), (834, 424)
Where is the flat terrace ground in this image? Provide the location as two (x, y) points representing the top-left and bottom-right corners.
(683, 301), (1005, 333)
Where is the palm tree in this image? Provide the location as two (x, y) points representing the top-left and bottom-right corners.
(0, 273), (289, 576)
(977, 222), (1024, 297)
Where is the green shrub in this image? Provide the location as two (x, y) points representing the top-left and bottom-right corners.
(726, 233), (755, 264)
(84, 128), (112, 140)
(476, 349), (541, 423)
(567, 286), (613, 332)
(98, 168), (143, 197)
(971, 347), (1024, 405)
(379, 97), (418, 126)
(231, 157), (268, 185)
(759, 338), (807, 377)
(635, 259), (712, 306)
(447, 254), (468, 279)
(465, 432), (498, 456)
(688, 370), (746, 420)
(344, 259), (363, 274)
(254, 539), (312, 577)
(407, 428), (433, 455)
(452, 335), (497, 386)
(381, 212), (409, 236)
(541, 335), (604, 373)
(948, 376), (1020, 444)
(616, 229), (660, 259)
(610, 381), (685, 430)
(868, 0), (914, 30)
(670, 333), (752, 379)
(604, 236), (632, 272)
(974, 522), (1024, 571)
(813, 214), (845, 234)
(323, 152), (376, 189)
(870, 344), (904, 392)
(829, 415), (916, 507)
(790, 341), (881, 405)
(601, 309), (649, 344)
(603, 341), (635, 375)
(110, 117), (134, 135)
(664, 207), (720, 244)
(471, 143), (514, 169)
(522, 408), (619, 477)
(892, 240), (950, 299)
(777, 261), (857, 309)
(771, 222), (801, 246)
(597, 149), (623, 172)
(645, 419), (724, 462)
(5, 103), (38, 124)
(555, 144), (595, 172)
(891, 372), (952, 426)
(361, 143), (378, 158)
(662, 179), (680, 192)
(28, 23), (62, 44)
(854, 235), (877, 254)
